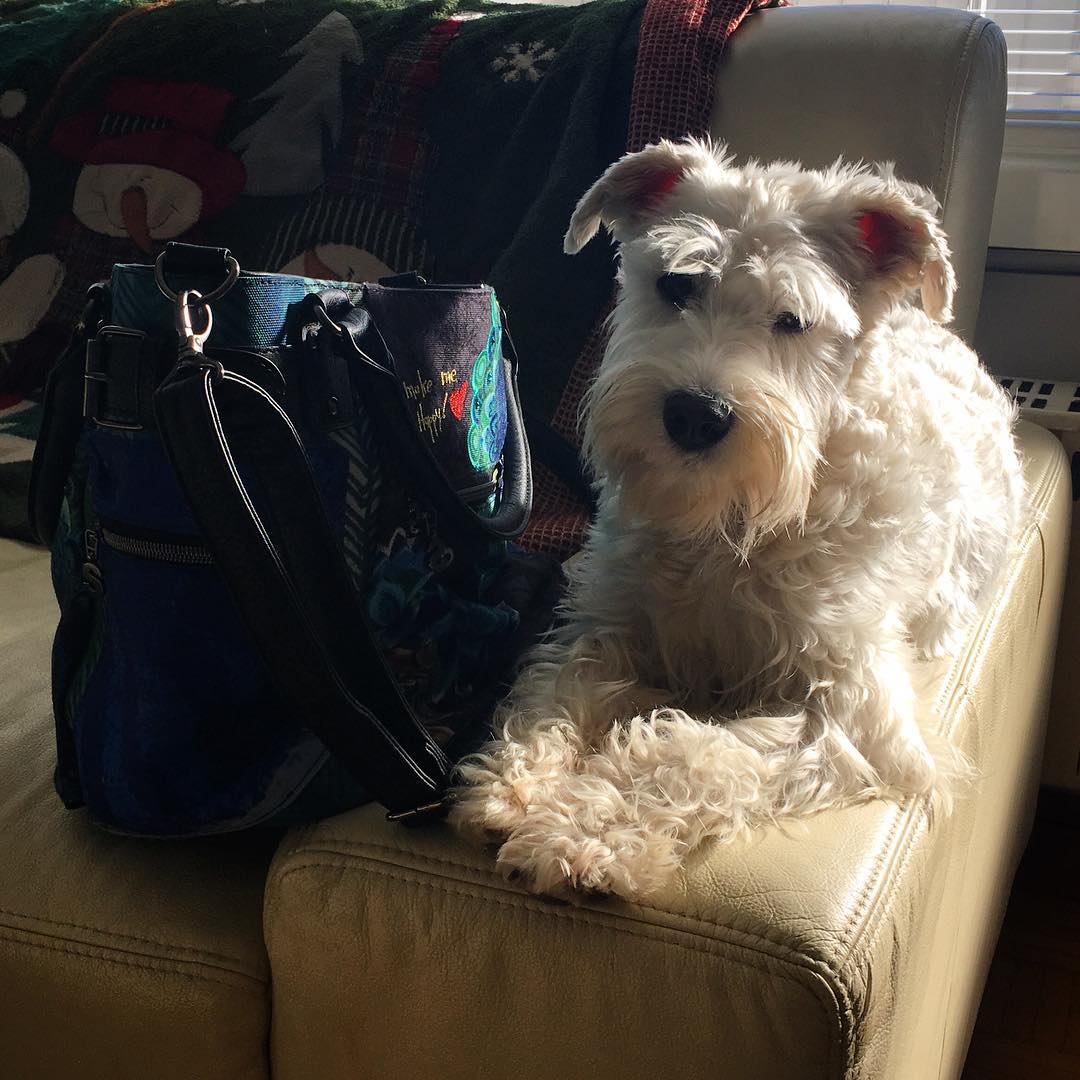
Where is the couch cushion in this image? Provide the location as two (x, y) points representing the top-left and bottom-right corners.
(263, 421), (1070, 1080)
(0, 541), (274, 1080)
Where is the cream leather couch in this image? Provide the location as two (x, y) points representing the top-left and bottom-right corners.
(0, 7), (1069, 1079)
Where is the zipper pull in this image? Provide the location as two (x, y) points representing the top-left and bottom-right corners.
(82, 529), (103, 594)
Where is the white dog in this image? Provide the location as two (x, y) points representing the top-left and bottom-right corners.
(451, 138), (1024, 901)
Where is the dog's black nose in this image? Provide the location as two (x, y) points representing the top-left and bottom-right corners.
(663, 390), (734, 452)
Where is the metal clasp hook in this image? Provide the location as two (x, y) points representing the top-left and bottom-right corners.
(176, 289), (213, 361)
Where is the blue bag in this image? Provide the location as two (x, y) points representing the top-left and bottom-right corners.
(29, 243), (555, 837)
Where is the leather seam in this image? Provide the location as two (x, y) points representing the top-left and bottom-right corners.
(848, 803), (933, 968)
(0, 904), (253, 969)
(269, 858), (845, 1077)
(0, 925), (267, 993)
(1035, 519), (1047, 625)
(935, 17), (984, 207)
(836, 803), (908, 950)
(240, 352), (283, 392)
(853, 688), (975, 967)
(269, 854), (844, 974)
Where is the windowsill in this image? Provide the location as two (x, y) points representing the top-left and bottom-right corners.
(991, 114), (1080, 251)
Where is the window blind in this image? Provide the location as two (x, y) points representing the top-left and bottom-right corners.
(986, 0), (1080, 111)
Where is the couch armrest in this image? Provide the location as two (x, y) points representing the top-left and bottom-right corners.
(264, 422), (1068, 1080)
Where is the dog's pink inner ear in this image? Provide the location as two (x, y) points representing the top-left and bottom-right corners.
(856, 210), (905, 269)
(637, 169), (682, 209)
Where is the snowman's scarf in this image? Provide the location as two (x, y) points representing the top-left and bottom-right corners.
(0, 0), (775, 551)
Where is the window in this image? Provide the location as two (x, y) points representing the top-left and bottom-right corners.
(986, 0), (1080, 250)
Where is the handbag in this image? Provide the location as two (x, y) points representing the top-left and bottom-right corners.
(28, 242), (558, 837)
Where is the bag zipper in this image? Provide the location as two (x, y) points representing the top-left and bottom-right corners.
(98, 522), (214, 566)
(82, 530), (104, 593)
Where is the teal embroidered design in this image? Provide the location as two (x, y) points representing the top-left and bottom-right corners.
(467, 293), (502, 472)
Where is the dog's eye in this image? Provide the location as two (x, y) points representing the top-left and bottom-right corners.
(773, 311), (811, 333)
(656, 273), (697, 310)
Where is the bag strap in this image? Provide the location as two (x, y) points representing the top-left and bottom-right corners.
(316, 289), (533, 545)
(28, 284), (110, 545)
(153, 355), (453, 822)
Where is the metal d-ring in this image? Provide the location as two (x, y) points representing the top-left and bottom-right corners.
(155, 251), (240, 306)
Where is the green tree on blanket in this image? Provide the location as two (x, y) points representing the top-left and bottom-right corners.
(232, 11), (363, 197)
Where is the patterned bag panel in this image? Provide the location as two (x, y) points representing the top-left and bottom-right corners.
(110, 263), (509, 501)
(363, 283), (508, 500)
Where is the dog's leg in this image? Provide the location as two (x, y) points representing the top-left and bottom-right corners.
(450, 632), (663, 841)
(841, 646), (935, 792)
(827, 642), (972, 806)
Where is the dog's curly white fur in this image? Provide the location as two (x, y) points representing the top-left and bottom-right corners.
(451, 138), (1024, 900)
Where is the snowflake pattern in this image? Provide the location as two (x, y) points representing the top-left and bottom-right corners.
(492, 41), (557, 84)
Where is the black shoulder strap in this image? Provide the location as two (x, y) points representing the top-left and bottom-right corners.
(153, 357), (452, 821)
(28, 284), (109, 545)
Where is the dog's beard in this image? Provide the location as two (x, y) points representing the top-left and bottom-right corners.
(584, 377), (821, 558)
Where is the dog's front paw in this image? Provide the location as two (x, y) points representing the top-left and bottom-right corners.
(491, 799), (685, 902)
(449, 769), (532, 839)
(449, 719), (586, 840)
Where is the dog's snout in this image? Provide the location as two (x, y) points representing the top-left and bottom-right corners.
(663, 390), (734, 452)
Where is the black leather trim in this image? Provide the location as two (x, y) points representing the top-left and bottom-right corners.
(161, 242), (233, 278)
(80, 330), (292, 432)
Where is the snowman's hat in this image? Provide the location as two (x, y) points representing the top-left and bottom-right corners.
(50, 78), (245, 218)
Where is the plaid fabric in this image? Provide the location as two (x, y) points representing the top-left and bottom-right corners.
(326, 19), (461, 211)
(520, 0), (785, 558)
(629, 0), (782, 151)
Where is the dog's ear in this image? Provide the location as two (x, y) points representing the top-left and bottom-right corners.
(841, 173), (956, 322)
(564, 139), (721, 255)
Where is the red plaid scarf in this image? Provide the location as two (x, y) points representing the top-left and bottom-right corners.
(520, 0), (783, 558)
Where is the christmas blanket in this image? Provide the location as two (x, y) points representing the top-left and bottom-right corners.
(0, 0), (775, 551)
